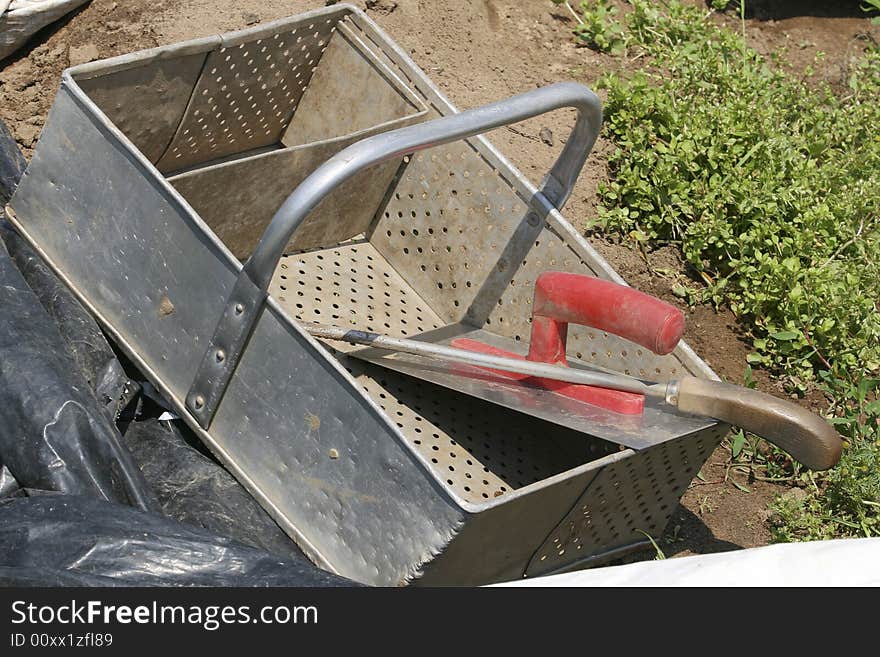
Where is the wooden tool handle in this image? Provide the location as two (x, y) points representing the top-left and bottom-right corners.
(675, 376), (843, 470)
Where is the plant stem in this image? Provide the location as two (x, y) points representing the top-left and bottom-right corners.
(817, 217), (866, 269)
(802, 326), (833, 372)
(562, 1), (585, 26)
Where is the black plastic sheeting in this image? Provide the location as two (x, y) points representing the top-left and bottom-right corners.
(0, 119), (25, 204)
(2, 225), (141, 422)
(0, 233), (158, 511)
(0, 496), (352, 587)
(0, 120), (356, 586)
(122, 419), (307, 561)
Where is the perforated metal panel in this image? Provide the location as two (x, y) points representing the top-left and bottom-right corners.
(372, 141), (532, 324)
(371, 141), (690, 382)
(354, 369), (616, 504)
(269, 241), (617, 505)
(526, 425), (725, 576)
(157, 18), (339, 172)
(270, 240), (444, 338)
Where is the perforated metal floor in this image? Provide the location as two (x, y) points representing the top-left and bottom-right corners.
(270, 239), (616, 504)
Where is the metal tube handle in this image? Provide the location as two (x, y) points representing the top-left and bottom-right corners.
(187, 82), (602, 427)
(245, 81), (601, 290)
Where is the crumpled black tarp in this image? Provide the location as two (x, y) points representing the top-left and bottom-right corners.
(0, 496), (354, 587)
(0, 119), (26, 204)
(0, 234), (158, 511)
(122, 419), (306, 561)
(1, 225), (141, 422)
(0, 566), (120, 587)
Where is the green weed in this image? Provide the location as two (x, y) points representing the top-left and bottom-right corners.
(593, 6), (880, 390)
(552, 0), (627, 54)
(559, 0), (880, 541)
(863, 0), (880, 25)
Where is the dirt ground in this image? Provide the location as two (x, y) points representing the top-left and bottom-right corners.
(1, 0), (876, 561)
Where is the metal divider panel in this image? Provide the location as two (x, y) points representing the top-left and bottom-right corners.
(269, 242), (614, 505)
(168, 117), (422, 258)
(156, 17), (339, 172)
(526, 425), (725, 577)
(75, 50), (210, 164)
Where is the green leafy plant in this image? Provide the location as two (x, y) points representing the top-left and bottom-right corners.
(592, 1), (880, 390)
(773, 374), (880, 540)
(552, 0), (627, 54)
(863, 0), (880, 25)
(771, 435), (880, 540)
(558, 0), (880, 541)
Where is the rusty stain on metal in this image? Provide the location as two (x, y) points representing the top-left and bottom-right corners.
(158, 295), (174, 316)
(306, 412), (321, 431)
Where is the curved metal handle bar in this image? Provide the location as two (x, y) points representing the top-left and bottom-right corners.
(187, 82), (602, 428)
(243, 82), (601, 290)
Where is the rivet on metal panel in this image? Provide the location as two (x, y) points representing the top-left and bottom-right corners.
(186, 272), (268, 428)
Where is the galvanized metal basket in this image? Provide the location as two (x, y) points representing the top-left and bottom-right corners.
(7, 4), (726, 585)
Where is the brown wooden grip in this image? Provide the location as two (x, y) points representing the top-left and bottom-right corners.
(675, 376), (843, 470)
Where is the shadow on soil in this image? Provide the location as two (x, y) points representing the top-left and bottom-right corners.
(662, 504), (744, 557)
(611, 505), (744, 569)
(709, 0), (869, 20)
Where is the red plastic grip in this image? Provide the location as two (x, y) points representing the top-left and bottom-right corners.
(450, 272), (684, 416)
(528, 271), (684, 363)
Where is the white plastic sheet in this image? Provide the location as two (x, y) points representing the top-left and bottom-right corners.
(0, 0), (90, 60)
(496, 538), (880, 587)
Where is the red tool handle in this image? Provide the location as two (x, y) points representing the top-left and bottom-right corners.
(528, 272), (685, 365)
(453, 272), (685, 415)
